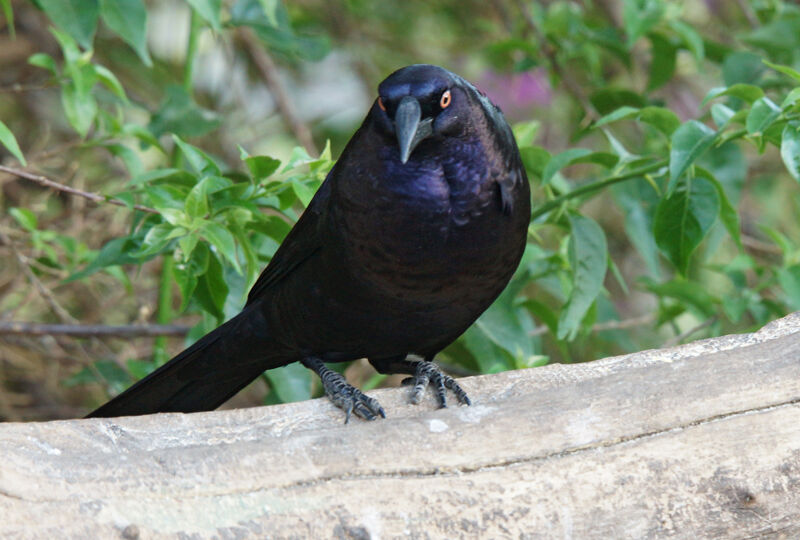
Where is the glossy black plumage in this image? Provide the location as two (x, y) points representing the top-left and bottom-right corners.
(88, 64), (531, 421)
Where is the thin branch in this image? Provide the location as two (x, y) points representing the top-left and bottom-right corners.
(0, 229), (77, 323)
(531, 159), (668, 220)
(512, 0), (599, 122)
(742, 235), (782, 255)
(665, 316), (719, 347)
(735, 0), (759, 29)
(0, 165), (158, 214)
(0, 82), (56, 93)
(238, 27), (319, 156)
(530, 313), (656, 336)
(0, 321), (190, 338)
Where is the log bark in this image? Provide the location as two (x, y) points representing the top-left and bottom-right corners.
(2, 313), (800, 539)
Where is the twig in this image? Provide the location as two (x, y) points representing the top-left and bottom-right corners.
(0, 165), (158, 214)
(512, 0), (599, 122)
(238, 27), (319, 156)
(735, 0), (759, 29)
(530, 313), (656, 336)
(531, 159), (668, 220)
(665, 316), (718, 347)
(0, 321), (190, 338)
(742, 234), (782, 255)
(0, 82), (56, 93)
(0, 229), (77, 323)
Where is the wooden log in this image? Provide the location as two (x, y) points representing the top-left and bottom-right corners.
(2, 313), (800, 539)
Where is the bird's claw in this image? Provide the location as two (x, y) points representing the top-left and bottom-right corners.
(401, 361), (471, 408)
(330, 384), (386, 424)
(303, 357), (386, 423)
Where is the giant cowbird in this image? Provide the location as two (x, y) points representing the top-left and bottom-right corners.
(88, 64), (531, 422)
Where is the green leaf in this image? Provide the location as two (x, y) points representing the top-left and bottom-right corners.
(1, 0), (15, 39)
(37, 0), (99, 49)
(172, 135), (221, 176)
(668, 120), (716, 194)
(594, 106), (640, 127)
(763, 59), (800, 83)
(0, 120), (26, 165)
(61, 77), (98, 138)
(745, 97), (781, 135)
(695, 167), (742, 249)
(28, 53), (57, 74)
(140, 223), (178, 256)
(669, 19), (704, 61)
(519, 146), (551, 180)
(781, 122), (800, 182)
(291, 180), (316, 207)
(65, 360), (131, 393)
(589, 88), (647, 115)
(259, 0), (280, 26)
(645, 278), (717, 318)
(595, 105), (679, 136)
(623, 0), (665, 48)
(542, 148), (593, 185)
(230, 0), (330, 61)
(185, 0), (221, 31)
(637, 106), (681, 136)
(702, 84), (764, 106)
(185, 178), (211, 218)
(100, 0), (151, 66)
(202, 222), (241, 274)
(574, 151), (619, 169)
(653, 176), (719, 275)
(194, 250), (228, 320)
(174, 242), (208, 308)
(264, 363), (312, 403)
(722, 51), (765, 86)
(512, 120), (540, 148)
(647, 32), (676, 91)
(244, 155), (281, 181)
(9, 207), (37, 231)
(105, 143), (143, 177)
(149, 85), (220, 139)
(66, 237), (146, 282)
(557, 214), (608, 340)
(92, 64), (128, 102)
(778, 265), (800, 311)
(710, 103), (735, 129)
(742, 14), (800, 59)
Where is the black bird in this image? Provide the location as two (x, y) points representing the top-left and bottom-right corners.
(88, 64), (531, 422)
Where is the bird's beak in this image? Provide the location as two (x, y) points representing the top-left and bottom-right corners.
(395, 96), (433, 164)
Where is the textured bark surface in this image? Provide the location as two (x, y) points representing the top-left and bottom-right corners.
(2, 313), (800, 539)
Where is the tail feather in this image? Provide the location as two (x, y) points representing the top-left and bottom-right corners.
(87, 306), (287, 418)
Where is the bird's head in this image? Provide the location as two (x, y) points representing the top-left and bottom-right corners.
(374, 64), (485, 164)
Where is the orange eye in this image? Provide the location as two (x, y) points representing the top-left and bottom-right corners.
(378, 97), (386, 111)
(440, 89), (451, 109)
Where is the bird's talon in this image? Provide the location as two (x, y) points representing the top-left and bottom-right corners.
(304, 357), (386, 423)
(405, 360), (470, 408)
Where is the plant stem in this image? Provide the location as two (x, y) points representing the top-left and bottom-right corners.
(153, 8), (202, 364)
(183, 9), (201, 92)
(531, 159), (668, 220)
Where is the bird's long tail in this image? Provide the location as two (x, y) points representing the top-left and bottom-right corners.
(87, 305), (284, 418)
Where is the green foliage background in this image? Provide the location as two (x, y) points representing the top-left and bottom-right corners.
(1, 0), (799, 419)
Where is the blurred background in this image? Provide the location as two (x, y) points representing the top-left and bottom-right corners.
(1, 0), (799, 421)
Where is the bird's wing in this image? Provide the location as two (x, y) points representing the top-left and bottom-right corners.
(245, 176), (332, 306)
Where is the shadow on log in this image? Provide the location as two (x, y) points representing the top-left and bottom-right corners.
(2, 313), (800, 538)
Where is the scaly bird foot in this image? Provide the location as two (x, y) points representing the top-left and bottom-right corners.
(401, 360), (471, 408)
(302, 357), (386, 423)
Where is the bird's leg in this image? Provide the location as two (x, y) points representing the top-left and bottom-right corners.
(368, 356), (471, 408)
(301, 357), (386, 423)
